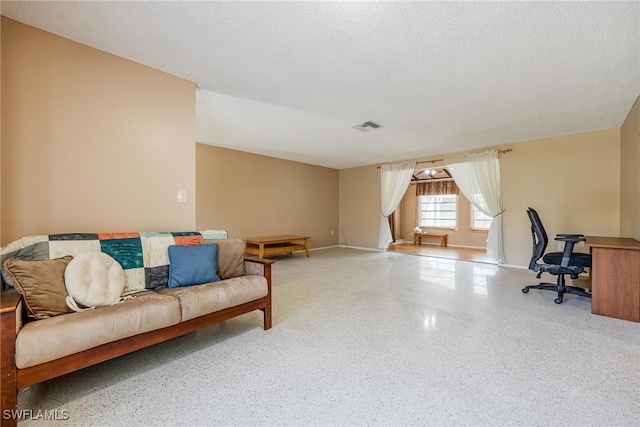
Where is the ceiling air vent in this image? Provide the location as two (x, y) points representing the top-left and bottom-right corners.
(352, 121), (383, 132)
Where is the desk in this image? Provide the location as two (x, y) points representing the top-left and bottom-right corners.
(245, 235), (310, 258)
(585, 236), (640, 322)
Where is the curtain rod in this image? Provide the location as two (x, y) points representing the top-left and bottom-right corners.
(377, 148), (513, 169)
(415, 148), (513, 167)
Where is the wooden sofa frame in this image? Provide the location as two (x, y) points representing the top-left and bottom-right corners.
(0, 258), (273, 427)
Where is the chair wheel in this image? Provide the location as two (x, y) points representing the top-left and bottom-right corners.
(554, 298), (563, 304)
(522, 288), (529, 293)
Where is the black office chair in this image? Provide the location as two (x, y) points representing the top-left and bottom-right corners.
(522, 207), (592, 304)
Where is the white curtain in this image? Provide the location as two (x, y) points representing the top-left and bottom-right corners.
(445, 150), (505, 263)
(378, 161), (416, 249)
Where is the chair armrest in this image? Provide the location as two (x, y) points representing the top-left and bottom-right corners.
(554, 235), (586, 268)
(554, 235), (585, 242)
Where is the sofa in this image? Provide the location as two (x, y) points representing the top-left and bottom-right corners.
(0, 231), (272, 427)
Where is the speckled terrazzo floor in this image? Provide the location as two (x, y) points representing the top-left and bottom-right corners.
(17, 248), (640, 426)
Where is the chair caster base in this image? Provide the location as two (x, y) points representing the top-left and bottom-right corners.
(522, 287), (529, 293)
(554, 297), (563, 304)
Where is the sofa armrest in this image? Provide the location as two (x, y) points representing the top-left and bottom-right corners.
(243, 257), (274, 265)
(2, 288), (21, 419)
(1, 288), (21, 314)
(243, 257), (273, 330)
(1, 287), (23, 338)
(243, 257), (274, 276)
(1, 287), (22, 330)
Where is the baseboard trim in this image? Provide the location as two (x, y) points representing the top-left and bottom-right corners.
(337, 245), (383, 252)
(309, 245), (340, 252)
(447, 244), (487, 250)
(499, 263), (527, 270)
(328, 245), (528, 268)
(395, 240), (487, 250)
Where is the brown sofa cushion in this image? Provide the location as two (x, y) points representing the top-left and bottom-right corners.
(200, 238), (246, 279)
(158, 275), (267, 322)
(3, 256), (73, 319)
(15, 291), (182, 368)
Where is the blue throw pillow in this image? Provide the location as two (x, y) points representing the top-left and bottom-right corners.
(167, 244), (220, 288)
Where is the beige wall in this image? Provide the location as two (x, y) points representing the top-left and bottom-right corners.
(338, 165), (381, 249)
(0, 16), (2, 244)
(501, 129), (620, 266)
(620, 95), (640, 240)
(339, 129), (621, 266)
(196, 144), (339, 248)
(1, 18), (196, 244)
(400, 187), (489, 248)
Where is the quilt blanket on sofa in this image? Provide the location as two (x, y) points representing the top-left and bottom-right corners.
(0, 230), (227, 294)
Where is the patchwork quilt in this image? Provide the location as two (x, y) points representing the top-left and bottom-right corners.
(0, 230), (228, 295)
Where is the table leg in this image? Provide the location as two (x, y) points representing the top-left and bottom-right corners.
(304, 238), (310, 257)
(259, 243), (265, 259)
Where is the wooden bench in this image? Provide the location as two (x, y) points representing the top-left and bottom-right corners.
(413, 232), (448, 247)
(245, 235), (310, 258)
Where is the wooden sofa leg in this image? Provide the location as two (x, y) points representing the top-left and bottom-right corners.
(262, 261), (272, 330)
(262, 304), (272, 330)
(1, 308), (18, 427)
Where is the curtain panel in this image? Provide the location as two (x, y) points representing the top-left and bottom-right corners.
(378, 161), (416, 250)
(444, 150), (506, 264)
(415, 180), (460, 196)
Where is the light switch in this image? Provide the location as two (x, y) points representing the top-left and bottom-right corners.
(177, 190), (187, 203)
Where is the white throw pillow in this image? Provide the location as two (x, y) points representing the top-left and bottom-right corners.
(64, 251), (125, 311)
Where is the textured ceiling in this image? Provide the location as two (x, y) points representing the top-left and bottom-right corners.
(2, 1), (639, 169)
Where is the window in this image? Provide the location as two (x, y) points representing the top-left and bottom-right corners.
(471, 205), (493, 230)
(418, 195), (457, 228)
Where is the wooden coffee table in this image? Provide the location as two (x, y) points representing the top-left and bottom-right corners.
(245, 235), (310, 258)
